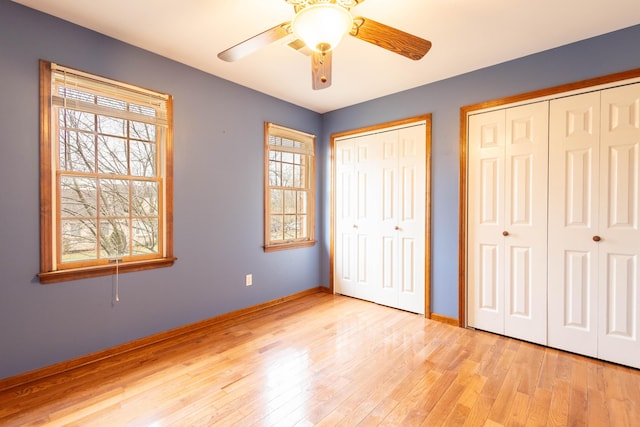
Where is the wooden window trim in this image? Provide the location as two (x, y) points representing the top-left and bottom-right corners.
(38, 60), (175, 284)
(264, 122), (316, 251)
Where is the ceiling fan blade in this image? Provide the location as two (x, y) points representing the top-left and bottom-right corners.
(312, 51), (332, 90)
(218, 22), (291, 62)
(350, 17), (431, 60)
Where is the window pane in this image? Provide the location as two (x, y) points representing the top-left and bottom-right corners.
(61, 219), (97, 262)
(284, 190), (297, 214)
(269, 150), (281, 161)
(99, 179), (129, 217)
(293, 164), (301, 188)
(60, 176), (97, 218)
(269, 160), (281, 186)
(130, 140), (156, 177)
(132, 218), (158, 255)
(132, 180), (158, 217)
(59, 130), (95, 173)
(297, 191), (308, 214)
(60, 109), (95, 132)
(282, 151), (294, 164)
(270, 189), (283, 214)
(99, 219), (129, 258)
(130, 121), (156, 142)
(299, 164), (308, 188)
(97, 115), (126, 137)
(282, 163), (293, 187)
(297, 214), (308, 239)
(284, 214), (297, 240)
(270, 215), (283, 241)
(98, 136), (128, 175)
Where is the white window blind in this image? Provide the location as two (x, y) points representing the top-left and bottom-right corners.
(267, 123), (315, 156)
(51, 63), (169, 128)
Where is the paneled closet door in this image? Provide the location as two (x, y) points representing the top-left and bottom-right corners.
(334, 135), (382, 303)
(548, 92), (601, 357)
(503, 103), (548, 345)
(468, 110), (506, 334)
(334, 123), (426, 314)
(395, 125), (426, 314)
(467, 103), (548, 344)
(549, 84), (640, 368)
(597, 83), (640, 368)
(372, 125), (426, 313)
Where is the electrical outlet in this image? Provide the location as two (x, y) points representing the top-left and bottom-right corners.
(245, 274), (252, 286)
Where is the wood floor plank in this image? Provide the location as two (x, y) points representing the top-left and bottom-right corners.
(1, 292), (639, 426)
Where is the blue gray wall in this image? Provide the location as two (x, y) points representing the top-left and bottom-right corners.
(2, 0), (640, 380)
(320, 24), (640, 318)
(0, 1), (323, 380)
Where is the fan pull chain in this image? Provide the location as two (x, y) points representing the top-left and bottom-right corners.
(111, 257), (121, 304)
(115, 257), (120, 302)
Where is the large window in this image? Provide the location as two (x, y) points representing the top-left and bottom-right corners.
(264, 123), (316, 251)
(39, 60), (175, 283)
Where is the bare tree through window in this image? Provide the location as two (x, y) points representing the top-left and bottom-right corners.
(264, 123), (316, 251)
(39, 60), (174, 283)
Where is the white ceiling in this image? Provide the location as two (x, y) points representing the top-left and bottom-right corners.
(13, 0), (640, 113)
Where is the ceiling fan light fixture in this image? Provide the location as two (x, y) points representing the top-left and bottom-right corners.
(292, 4), (353, 53)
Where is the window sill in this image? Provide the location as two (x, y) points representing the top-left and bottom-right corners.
(264, 240), (317, 252)
(38, 257), (177, 284)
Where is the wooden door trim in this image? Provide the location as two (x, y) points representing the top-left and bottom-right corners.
(459, 67), (640, 328)
(330, 114), (432, 318)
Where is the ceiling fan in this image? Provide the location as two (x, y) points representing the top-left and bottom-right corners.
(217, 0), (432, 90)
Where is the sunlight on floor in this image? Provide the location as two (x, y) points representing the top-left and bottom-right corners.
(263, 347), (312, 424)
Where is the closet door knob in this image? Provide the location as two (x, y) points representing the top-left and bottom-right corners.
(395, 226), (401, 231)
(593, 235), (601, 242)
(502, 231), (509, 236)
(353, 224), (358, 229)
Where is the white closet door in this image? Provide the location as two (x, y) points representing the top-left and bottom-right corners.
(378, 129), (402, 308)
(548, 91), (601, 357)
(503, 102), (549, 345)
(335, 139), (358, 295)
(597, 83), (640, 368)
(396, 125), (426, 314)
(468, 110), (506, 334)
(335, 135), (382, 302)
(468, 103), (548, 344)
(334, 123), (426, 314)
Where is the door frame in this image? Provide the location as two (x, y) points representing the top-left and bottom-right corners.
(459, 68), (640, 328)
(330, 114), (432, 318)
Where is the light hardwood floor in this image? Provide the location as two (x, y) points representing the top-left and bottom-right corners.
(1, 292), (639, 426)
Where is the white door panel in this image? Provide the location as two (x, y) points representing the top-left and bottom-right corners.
(597, 83), (640, 368)
(467, 103), (548, 344)
(468, 110), (506, 334)
(467, 81), (640, 369)
(335, 122), (426, 314)
(548, 91), (600, 357)
(503, 102), (548, 345)
(397, 125), (426, 313)
(335, 144), (357, 294)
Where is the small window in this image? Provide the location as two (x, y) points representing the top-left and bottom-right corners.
(39, 60), (175, 283)
(264, 123), (316, 251)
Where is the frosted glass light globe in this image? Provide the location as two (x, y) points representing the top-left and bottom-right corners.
(292, 4), (353, 53)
